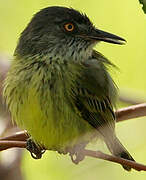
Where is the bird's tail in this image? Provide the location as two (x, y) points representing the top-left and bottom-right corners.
(104, 134), (135, 171)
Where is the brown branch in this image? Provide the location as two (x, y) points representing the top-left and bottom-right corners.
(0, 141), (26, 151)
(83, 149), (146, 171)
(0, 138), (146, 171)
(0, 131), (29, 141)
(116, 103), (146, 122)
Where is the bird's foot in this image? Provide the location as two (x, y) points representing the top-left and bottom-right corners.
(69, 149), (85, 164)
(26, 139), (46, 159)
(67, 142), (87, 164)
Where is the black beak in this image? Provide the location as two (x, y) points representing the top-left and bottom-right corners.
(85, 29), (126, 45)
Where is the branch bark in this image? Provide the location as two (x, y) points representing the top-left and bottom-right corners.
(116, 103), (146, 122)
(0, 138), (146, 171)
(83, 149), (146, 171)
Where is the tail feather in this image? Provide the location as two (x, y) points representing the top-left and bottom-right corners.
(104, 135), (135, 171)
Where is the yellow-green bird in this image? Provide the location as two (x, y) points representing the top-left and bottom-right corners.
(3, 6), (135, 170)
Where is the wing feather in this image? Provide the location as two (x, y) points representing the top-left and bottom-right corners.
(70, 51), (117, 135)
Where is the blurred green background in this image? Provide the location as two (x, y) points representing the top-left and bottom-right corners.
(0, 0), (146, 179)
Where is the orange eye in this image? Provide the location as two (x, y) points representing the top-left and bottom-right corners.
(64, 23), (75, 32)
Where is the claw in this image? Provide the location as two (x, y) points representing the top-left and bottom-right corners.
(69, 150), (85, 164)
(26, 139), (46, 159)
(67, 142), (88, 164)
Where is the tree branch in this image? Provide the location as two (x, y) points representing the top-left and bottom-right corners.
(0, 131), (29, 142)
(82, 149), (146, 171)
(0, 141), (26, 151)
(0, 138), (146, 171)
(116, 103), (146, 122)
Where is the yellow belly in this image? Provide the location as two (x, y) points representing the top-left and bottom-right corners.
(15, 89), (94, 151)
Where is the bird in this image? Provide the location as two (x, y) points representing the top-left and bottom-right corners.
(3, 6), (135, 171)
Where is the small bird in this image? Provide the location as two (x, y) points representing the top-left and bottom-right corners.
(3, 6), (135, 171)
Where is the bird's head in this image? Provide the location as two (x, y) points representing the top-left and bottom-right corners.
(15, 6), (125, 61)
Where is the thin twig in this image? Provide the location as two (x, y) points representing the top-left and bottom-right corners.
(0, 131), (29, 141)
(83, 149), (146, 171)
(0, 141), (26, 151)
(116, 103), (146, 122)
(0, 139), (146, 171)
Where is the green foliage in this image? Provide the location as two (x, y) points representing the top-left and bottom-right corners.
(139, 0), (146, 13)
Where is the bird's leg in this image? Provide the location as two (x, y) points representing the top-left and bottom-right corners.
(26, 139), (46, 159)
(68, 141), (88, 164)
